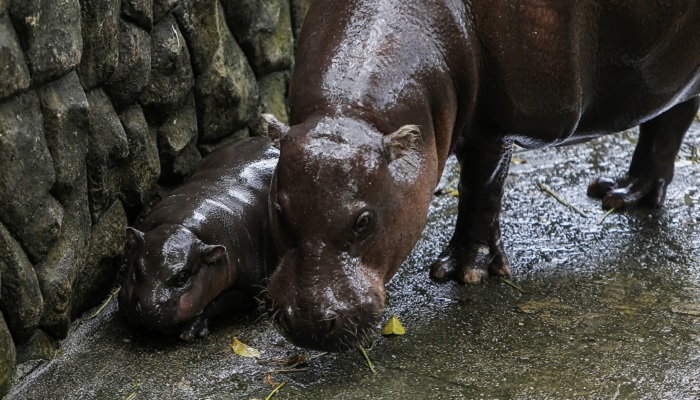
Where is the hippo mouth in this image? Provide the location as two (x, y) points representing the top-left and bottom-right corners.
(269, 302), (382, 352)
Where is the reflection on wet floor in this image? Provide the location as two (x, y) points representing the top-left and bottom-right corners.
(8, 124), (700, 399)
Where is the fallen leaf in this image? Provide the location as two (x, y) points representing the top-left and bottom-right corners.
(231, 337), (261, 358)
(381, 315), (406, 336)
(511, 157), (527, 165)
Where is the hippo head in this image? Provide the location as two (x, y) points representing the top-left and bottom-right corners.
(119, 224), (230, 337)
(264, 114), (433, 351)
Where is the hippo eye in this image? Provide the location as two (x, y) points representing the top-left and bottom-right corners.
(353, 210), (376, 238)
(174, 271), (191, 287)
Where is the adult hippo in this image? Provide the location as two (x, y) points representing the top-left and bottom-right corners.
(119, 137), (278, 340)
(265, 0), (700, 351)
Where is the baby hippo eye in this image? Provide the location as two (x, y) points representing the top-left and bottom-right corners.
(353, 210), (376, 238)
(174, 271), (191, 287)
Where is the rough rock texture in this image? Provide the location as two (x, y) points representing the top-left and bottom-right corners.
(1, 0), (312, 396)
(0, 91), (63, 263)
(0, 312), (15, 396)
(157, 94), (200, 183)
(35, 169), (91, 338)
(85, 88), (130, 223)
(78, 0), (120, 88)
(259, 71), (289, 124)
(119, 104), (161, 211)
(152, 0), (177, 22)
(122, 0), (153, 31)
(222, 0), (293, 76)
(0, 223), (44, 344)
(17, 0), (83, 85)
(39, 71), (90, 198)
(0, 14), (31, 99)
(290, 0), (313, 43)
(105, 20), (151, 108)
(170, 0), (253, 143)
(15, 329), (56, 365)
(139, 14), (193, 124)
(72, 200), (127, 316)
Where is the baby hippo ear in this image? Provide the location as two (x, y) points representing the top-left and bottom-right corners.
(202, 245), (227, 264)
(262, 113), (289, 142)
(126, 227), (145, 246)
(382, 125), (421, 162)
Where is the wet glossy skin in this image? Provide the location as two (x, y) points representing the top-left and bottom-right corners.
(266, 0), (700, 351)
(119, 137), (279, 340)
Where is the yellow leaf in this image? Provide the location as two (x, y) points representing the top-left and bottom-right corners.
(231, 337), (261, 358)
(381, 315), (405, 336)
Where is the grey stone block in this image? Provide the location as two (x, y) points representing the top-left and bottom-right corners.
(18, 0), (82, 85)
(39, 71), (90, 198)
(0, 223), (44, 344)
(15, 329), (55, 365)
(105, 19), (151, 108)
(0, 91), (63, 263)
(157, 94), (200, 183)
(36, 170), (91, 338)
(78, 0), (120, 88)
(122, 0), (153, 31)
(153, 0), (177, 22)
(221, 0), (294, 76)
(139, 14), (193, 124)
(290, 0), (314, 43)
(194, 2), (259, 143)
(73, 200), (126, 317)
(0, 311), (15, 397)
(258, 71), (289, 124)
(0, 14), (30, 100)
(119, 105), (160, 210)
(85, 88), (129, 223)
(172, 0), (223, 75)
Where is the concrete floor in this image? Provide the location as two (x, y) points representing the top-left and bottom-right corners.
(8, 120), (700, 399)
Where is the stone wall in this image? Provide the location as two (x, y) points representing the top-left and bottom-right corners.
(0, 0), (313, 395)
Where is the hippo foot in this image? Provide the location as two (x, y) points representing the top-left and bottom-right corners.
(587, 175), (667, 209)
(429, 243), (511, 284)
(178, 316), (210, 341)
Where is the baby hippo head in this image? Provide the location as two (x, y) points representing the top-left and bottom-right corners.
(119, 224), (231, 338)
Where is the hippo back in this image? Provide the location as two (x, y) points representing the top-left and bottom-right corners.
(140, 137), (279, 292)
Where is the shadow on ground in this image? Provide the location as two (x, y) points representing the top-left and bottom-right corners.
(8, 122), (700, 399)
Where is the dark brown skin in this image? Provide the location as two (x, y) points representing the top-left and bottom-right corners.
(119, 137), (279, 340)
(265, 0), (700, 352)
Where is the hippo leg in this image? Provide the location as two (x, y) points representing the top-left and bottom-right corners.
(430, 134), (513, 284)
(178, 289), (255, 341)
(588, 96), (700, 209)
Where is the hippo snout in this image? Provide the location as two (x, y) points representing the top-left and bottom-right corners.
(119, 290), (180, 330)
(271, 300), (383, 352)
(267, 264), (386, 352)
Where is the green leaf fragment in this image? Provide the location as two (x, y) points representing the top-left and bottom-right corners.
(381, 315), (406, 336)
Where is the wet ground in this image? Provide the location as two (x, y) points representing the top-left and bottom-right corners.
(8, 120), (700, 400)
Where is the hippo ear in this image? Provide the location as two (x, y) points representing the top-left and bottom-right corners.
(382, 125), (421, 162)
(262, 113), (289, 142)
(125, 227), (144, 246)
(202, 245), (227, 264)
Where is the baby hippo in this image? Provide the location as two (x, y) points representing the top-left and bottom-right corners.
(119, 137), (279, 340)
